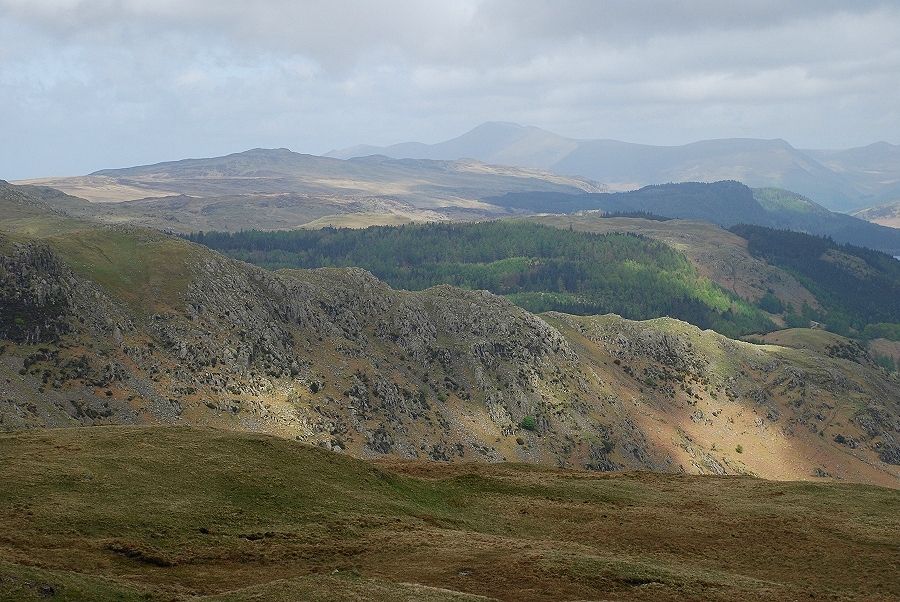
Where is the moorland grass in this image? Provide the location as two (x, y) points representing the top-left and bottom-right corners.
(0, 426), (897, 601)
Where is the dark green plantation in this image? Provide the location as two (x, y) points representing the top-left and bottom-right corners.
(731, 225), (900, 336)
(188, 221), (774, 337)
(190, 219), (900, 340)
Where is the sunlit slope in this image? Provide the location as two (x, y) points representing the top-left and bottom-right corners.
(854, 199), (900, 229)
(545, 313), (900, 486)
(528, 214), (820, 316)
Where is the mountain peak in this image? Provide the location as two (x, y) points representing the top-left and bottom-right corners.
(470, 121), (528, 132)
(237, 147), (297, 156)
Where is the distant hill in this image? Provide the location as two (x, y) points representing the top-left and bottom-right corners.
(488, 181), (900, 255)
(853, 199), (900, 229)
(526, 213), (822, 319)
(332, 121), (581, 170)
(13, 148), (609, 232)
(21, 147), (601, 201)
(328, 122), (899, 211)
(805, 142), (900, 207)
(752, 188), (900, 253)
(730, 224), (900, 335)
(13, 148), (604, 230)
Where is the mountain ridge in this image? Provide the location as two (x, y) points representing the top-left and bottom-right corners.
(18, 147), (603, 203)
(328, 122), (898, 211)
(12, 148), (605, 230)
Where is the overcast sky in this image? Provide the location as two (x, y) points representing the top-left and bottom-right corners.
(2, 0), (899, 179)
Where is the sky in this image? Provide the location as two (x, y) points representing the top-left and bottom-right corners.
(2, 0), (899, 179)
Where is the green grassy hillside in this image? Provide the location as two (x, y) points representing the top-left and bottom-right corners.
(527, 214), (822, 323)
(0, 427), (897, 601)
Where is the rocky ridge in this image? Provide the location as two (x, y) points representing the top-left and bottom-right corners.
(0, 185), (897, 485)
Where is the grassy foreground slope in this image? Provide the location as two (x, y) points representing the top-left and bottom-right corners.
(0, 426), (898, 602)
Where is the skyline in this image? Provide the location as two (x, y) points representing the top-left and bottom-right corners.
(2, 0), (899, 179)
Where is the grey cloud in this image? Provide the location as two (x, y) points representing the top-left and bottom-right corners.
(1, 0), (898, 179)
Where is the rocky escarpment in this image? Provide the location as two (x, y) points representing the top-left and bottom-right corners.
(546, 313), (900, 484)
(0, 240), (132, 344)
(1, 231), (658, 469)
(0, 242), (75, 345)
(0, 237), (141, 426)
(135, 250), (600, 464)
(0, 225), (898, 485)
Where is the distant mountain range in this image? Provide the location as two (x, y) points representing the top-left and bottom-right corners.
(328, 122), (900, 212)
(14, 148), (603, 231)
